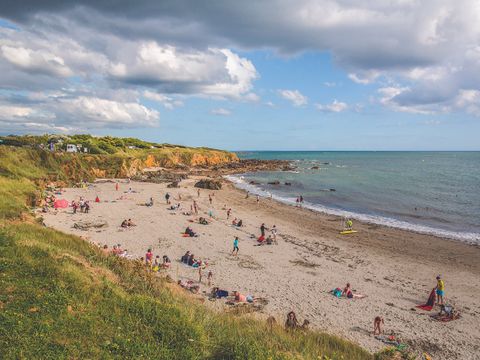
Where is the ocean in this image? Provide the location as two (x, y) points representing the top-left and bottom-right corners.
(226, 151), (480, 244)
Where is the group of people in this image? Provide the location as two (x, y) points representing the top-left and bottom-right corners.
(257, 223), (278, 245)
(145, 248), (171, 271)
(72, 197), (90, 214)
(100, 243), (130, 258)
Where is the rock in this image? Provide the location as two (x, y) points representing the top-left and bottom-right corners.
(167, 181), (180, 188)
(284, 182), (292, 186)
(249, 180), (260, 185)
(330, 188), (336, 192)
(311, 166), (319, 169)
(73, 220), (108, 230)
(267, 181), (280, 185)
(194, 179), (222, 190)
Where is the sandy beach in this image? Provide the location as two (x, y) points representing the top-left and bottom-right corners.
(42, 177), (480, 359)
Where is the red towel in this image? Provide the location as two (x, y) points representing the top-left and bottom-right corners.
(417, 288), (436, 311)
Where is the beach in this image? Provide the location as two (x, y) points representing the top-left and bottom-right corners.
(42, 177), (480, 359)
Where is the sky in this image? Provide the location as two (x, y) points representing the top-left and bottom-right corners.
(0, 1), (480, 150)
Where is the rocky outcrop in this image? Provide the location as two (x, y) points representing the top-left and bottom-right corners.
(194, 179), (222, 190)
(73, 220), (108, 230)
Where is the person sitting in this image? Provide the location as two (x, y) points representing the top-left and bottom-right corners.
(237, 219), (243, 227)
(285, 311), (299, 330)
(184, 227), (197, 237)
(199, 217), (209, 225)
(102, 244), (109, 255)
(232, 218), (238, 226)
(343, 283), (353, 298)
(162, 255), (171, 268)
(121, 219), (128, 228)
(153, 255), (160, 271)
(146, 197), (154, 207)
(266, 235), (273, 245)
(187, 254), (196, 266)
(181, 251), (190, 264)
(127, 219), (136, 227)
(300, 319), (310, 330)
(178, 280), (200, 294)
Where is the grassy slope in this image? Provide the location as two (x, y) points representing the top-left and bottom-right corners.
(0, 146), (372, 359)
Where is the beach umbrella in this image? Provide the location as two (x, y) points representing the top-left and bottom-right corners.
(54, 199), (69, 209)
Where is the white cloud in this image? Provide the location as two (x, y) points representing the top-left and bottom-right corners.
(315, 99), (348, 112)
(210, 108), (232, 116)
(348, 71), (380, 85)
(143, 90), (184, 109)
(323, 82), (336, 87)
(278, 89), (308, 106)
(265, 101), (275, 107)
(1, 44), (73, 77)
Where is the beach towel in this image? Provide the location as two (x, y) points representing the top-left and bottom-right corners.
(332, 288), (342, 298)
(417, 288), (436, 311)
(53, 199), (69, 209)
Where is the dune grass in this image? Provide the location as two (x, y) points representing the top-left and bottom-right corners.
(0, 144), (374, 359)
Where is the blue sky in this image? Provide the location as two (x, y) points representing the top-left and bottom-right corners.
(1, 1), (480, 150)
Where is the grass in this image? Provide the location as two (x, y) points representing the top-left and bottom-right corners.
(0, 143), (375, 359)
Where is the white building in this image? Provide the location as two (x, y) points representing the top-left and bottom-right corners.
(66, 144), (78, 153)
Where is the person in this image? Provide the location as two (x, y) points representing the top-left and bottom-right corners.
(299, 195), (304, 206)
(373, 316), (384, 335)
(208, 194), (212, 205)
(199, 217), (208, 225)
(266, 235), (273, 245)
(245, 191), (249, 199)
(285, 311), (299, 330)
(95, 196), (100, 203)
(237, 219), (243, 227)
(72, 201), (78, 214)
(145, 248), (153, 267)
(232, 218), (238, 226)
(207, 270), (213, 286)
(256, 195), (260, 204)
(153, 255), (160, 271)
(260, 223), (266, 237)
(127, 219), (136, 227)
(79, 199), (85, 212)
(185, 227), (196, 237)
(345, 219), (353, 230)
(121, 219), (128, 228)
(84, 201), (90, 213)
(102, 244), (109, 255)
(234, 291), (247, 302)
(165, 193), (171, 204)
(188, 254), (196, 266)
(342, 283), (353, 298)
(227, 208), (231, 219)
(181, 251), (191, 264)
(115, 183), (119, 191)
(162, 255), (171, 268)
(271, 225), (278, 244)
(232, 236), (239, 256)
(146, 197), (154, 207)
(296, 197), (300, 207)
(193, 200), (198, 215)
(197, 188), (200, 198)
(435, 275), (445, 305)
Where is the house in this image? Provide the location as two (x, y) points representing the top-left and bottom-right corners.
(66, 144), (78, 153)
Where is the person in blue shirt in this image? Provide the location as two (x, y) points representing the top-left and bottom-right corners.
(232, 236), (239, 256)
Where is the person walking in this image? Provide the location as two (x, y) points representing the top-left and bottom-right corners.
(232, 236), (239, 256)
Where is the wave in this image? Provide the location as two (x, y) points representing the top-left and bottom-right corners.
(224, 175), (480, 244)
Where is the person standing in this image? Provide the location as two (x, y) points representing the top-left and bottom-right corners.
(227, 208), (231, 219)
(197, 188), (200, 198)
(435, 275), (445, 305)
(260, 223), (266, 237)
(165, 192), (170, 204)
(232, 236), (239, 256)
(271, 225), (278, 244)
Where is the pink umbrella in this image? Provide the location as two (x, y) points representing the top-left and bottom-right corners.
(53, 199), (69, 209)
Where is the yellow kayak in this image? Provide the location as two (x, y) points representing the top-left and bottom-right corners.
(339, 230), (357, 235)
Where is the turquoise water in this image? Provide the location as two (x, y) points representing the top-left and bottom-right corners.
(228, 152), (480, 243)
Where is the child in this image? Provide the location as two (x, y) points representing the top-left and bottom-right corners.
(436, 275), (445, 305)
(207, 271), (213, 286)
(232, 236), (239, 256)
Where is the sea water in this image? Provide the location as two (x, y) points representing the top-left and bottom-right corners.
(226, 151), (480, 244)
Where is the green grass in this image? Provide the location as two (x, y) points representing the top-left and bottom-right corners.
(0, 142), (375, 359)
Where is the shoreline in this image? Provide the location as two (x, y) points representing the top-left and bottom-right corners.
(225, 173), (480, 245)
(41, 176), (480, 359)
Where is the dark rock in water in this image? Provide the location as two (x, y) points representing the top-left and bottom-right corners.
(323, 162), (331, 165)
(249, 180), (260, 185)
(194, 179), (222, 190)
(330, 188), (336, 192)
(284, 182), (292, 186)
(267, 181), (280, 185)
(167, 181), (180, 188)
(311, 166), (320, 169)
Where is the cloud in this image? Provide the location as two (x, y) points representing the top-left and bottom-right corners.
(210, 108), (231, 116)
(315, 99), (348, 112)
(143, 90), (183, 109)
(278, 89), (308, 106)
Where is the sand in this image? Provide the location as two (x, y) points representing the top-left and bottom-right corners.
(41, 177), (480, 359)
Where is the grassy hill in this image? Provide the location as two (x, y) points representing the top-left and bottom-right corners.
(0, 140), (374, 359)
